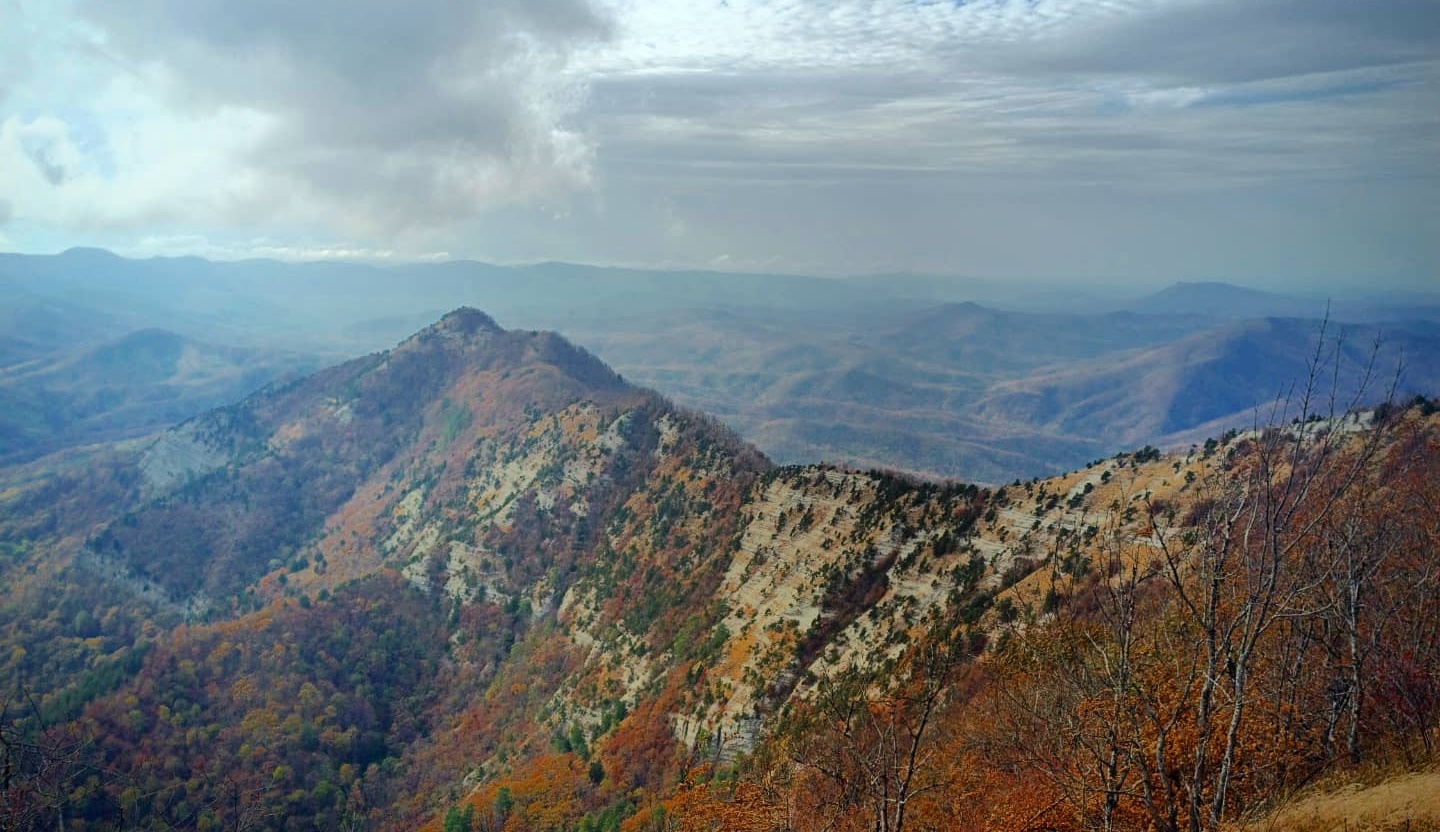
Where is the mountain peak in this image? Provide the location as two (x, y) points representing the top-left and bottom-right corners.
(372, 308), (629, 402)
(432, 306), (503, 336)
(1128, 281), (1321, 320)
(1159, 280), (1274, 298)
(393, 306), (507, 350)
(59, 246), (123, 261)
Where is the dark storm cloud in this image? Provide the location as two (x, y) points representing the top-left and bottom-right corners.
(78, 0), (612, 230)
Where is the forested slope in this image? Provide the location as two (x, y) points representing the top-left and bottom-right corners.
(0, 310), (1435, 832)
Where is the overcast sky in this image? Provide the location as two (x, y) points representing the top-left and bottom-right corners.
(2, 0), (1436, 288)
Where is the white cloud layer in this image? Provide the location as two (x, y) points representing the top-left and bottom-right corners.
(2, 0), (1437, 285)
(4, 0), (610, 236)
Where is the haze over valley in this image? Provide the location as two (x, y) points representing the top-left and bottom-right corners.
(4, 249), (1437, 482)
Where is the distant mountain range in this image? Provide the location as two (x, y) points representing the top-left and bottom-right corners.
(1126, 280), (1440, 322)
(975, 316), (1440, 449)
(0, 327), (315, 465)
(2, 248), (1436, 481)
(570, 303), (1437, 481)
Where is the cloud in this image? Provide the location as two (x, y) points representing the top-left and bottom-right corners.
(579, 0), (1439, 192)
(4, 0), (1435, 286)
(117, 233), (452, 263)
(1008, 0), (1440, 85)
(0, 100), (280, 231)
(514, 0), (1436, 282)
(62, 0), (612, 233)
(22, 137), (69, 186)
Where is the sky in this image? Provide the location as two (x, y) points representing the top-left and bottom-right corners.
(1, 0), (1437, 289)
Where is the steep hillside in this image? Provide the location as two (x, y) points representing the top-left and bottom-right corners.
(973, 317), (1440, 448)
(2, 309), (772, 829)
(0, 290), (127, 368)
(85, 309), (639, 606)
(0, 328), (317, 465)
(1, 310), (1435, 832)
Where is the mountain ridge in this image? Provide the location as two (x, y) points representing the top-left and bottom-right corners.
(0, 327), (316, 466)
(6, 250), (1439, 482)
(973, 315), (1440, 449)
(1, 308), (1436, 832)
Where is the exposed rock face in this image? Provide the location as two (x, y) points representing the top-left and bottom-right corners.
(31, 309), (1034, 791)
(139, 420), (231, 493)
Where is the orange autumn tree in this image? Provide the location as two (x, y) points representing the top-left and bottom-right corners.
(649, 774), (791, 832)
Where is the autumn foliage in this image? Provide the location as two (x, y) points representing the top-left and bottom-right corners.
(658, 403), (1440, 832)
(2, 307), (1434, 832)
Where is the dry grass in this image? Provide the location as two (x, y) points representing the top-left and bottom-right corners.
(1251, 769), (1440, 832)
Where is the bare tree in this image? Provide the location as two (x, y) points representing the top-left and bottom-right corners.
(1144, 323), (1394, 831)
(1307, 410), (1440, 765)
(980, 322), (1412, 832)
(1, 688), (96, 832)
(789, 616), (971, 832)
